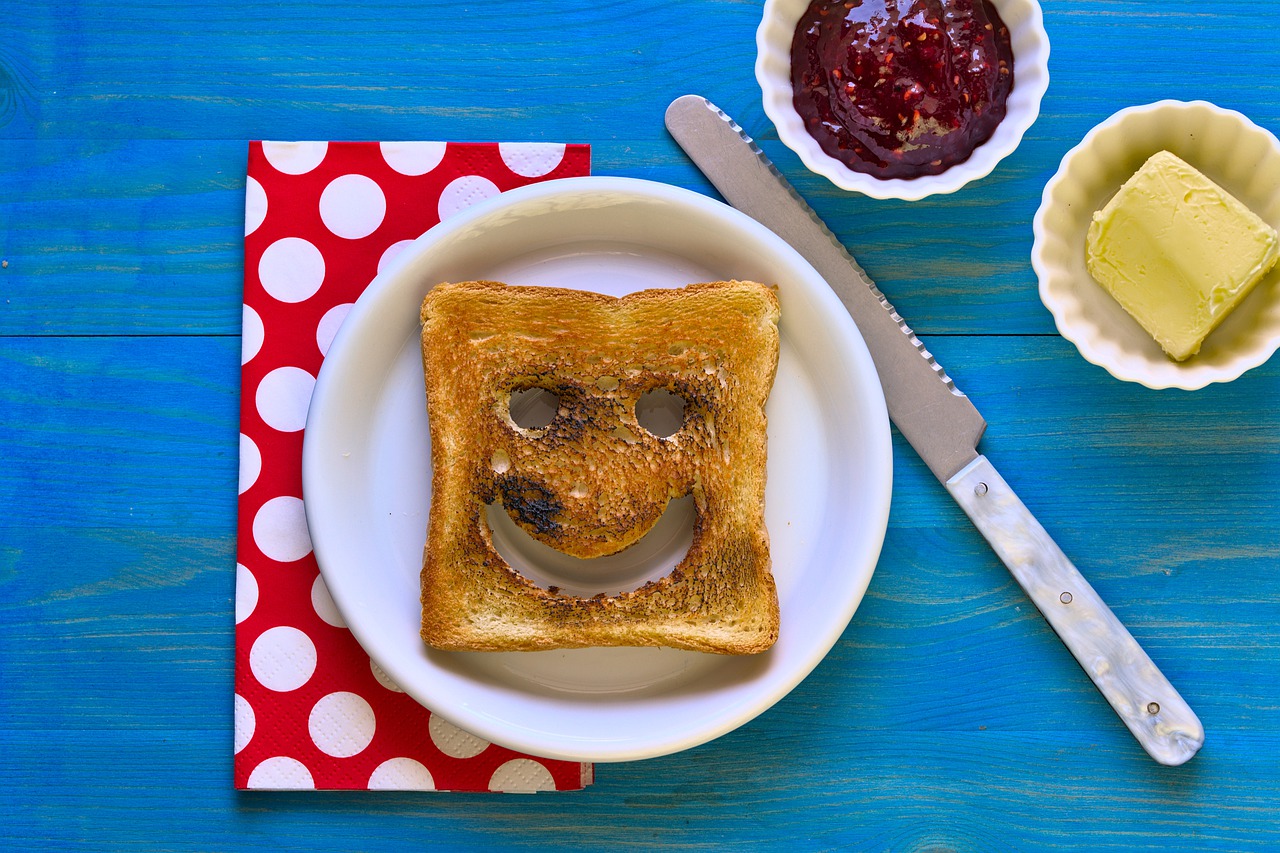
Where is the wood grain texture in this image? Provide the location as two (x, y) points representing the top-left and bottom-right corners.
(5, 0), (1280, 848)
(5, 337), (1280, 848)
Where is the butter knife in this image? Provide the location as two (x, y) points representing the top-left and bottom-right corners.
(665, 94), (1204, 766)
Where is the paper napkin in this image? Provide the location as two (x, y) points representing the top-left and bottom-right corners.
(234, 140), (594, 791)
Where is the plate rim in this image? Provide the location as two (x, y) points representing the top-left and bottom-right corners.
(302, 175), (893, 761)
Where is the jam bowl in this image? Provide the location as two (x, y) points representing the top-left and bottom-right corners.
(756, 0), (1050, 200)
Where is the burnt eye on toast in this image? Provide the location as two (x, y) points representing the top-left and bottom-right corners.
(635, 387), (686, 438)
(507, 386), (560, 430)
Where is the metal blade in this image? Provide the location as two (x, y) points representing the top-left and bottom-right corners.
(664, 94), (985, 483)
(665, 95), (1205, 766)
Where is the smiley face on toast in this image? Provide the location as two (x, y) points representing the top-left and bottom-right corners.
(418, 280), (781, 655)
(489, 371), (706, 560)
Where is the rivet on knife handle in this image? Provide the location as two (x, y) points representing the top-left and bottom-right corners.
(664, 93), (1204, 765)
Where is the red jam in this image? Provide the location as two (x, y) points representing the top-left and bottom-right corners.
(790, 0), (1014, 180)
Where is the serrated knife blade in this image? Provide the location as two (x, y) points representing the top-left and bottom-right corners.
(664, 94), (1203, 766)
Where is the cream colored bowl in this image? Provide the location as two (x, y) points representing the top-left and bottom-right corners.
(1033, 100), (1280, 390)
(756, 0), (1050, 200)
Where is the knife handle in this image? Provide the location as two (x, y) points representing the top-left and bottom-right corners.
(945, 455), (1204, 766)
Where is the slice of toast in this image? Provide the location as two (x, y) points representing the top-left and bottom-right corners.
(418, 279), (781, 654)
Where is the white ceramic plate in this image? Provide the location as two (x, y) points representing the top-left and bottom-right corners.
(302, 177), (892, 762)
(1033, 100), (1280, 390)
(756, 0), (1050, 199)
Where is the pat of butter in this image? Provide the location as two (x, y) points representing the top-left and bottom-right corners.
(1085, 150), (1280, 361)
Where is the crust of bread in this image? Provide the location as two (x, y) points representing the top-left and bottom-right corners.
(418, 279), (781, 654)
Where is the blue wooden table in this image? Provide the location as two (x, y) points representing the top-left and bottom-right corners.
(6, 1), (1280, 849)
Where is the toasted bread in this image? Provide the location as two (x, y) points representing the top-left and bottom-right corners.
(418, 279), (781, 654)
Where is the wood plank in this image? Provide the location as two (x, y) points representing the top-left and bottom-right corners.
(8, 727), (1280, 850)
(3, 335), (1275, 738)
(0, 137), (1059, 337)
(5, 1), (1280, 337)
(6, 2), (1280, 142)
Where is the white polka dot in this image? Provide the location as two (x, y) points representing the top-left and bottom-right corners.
(319, 174), (386, 240)
(258, 237), (325, 303)
(244, 175), (268, 236)
(234, 692), (255, 754)
(438, 175), (501, 221)
(308, 692), (375, 758)
(370, 658), (404, 693)
(316, 303), (353, 357)
(311, 573), (346, 628)
(249, 625), (317, 692)
(369, 758), (436, 790)
(238, 433), (261, 495)
(380, 141), (447, 176)
(500, 142), (567, 177)
(255, 366), (315, 433)
(252, 495), (313, 563)
(261, 141), (328, 175)
(241, 304), (264, 365)
(377, 239), (415, 276)
(488, 758), (556, 793)
(246, 756), (315, 790)
(235, 562), (259, 624)
(429, 714), (489, 759)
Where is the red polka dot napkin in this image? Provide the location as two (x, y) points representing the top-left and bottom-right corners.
(235, 140), (593, 791)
